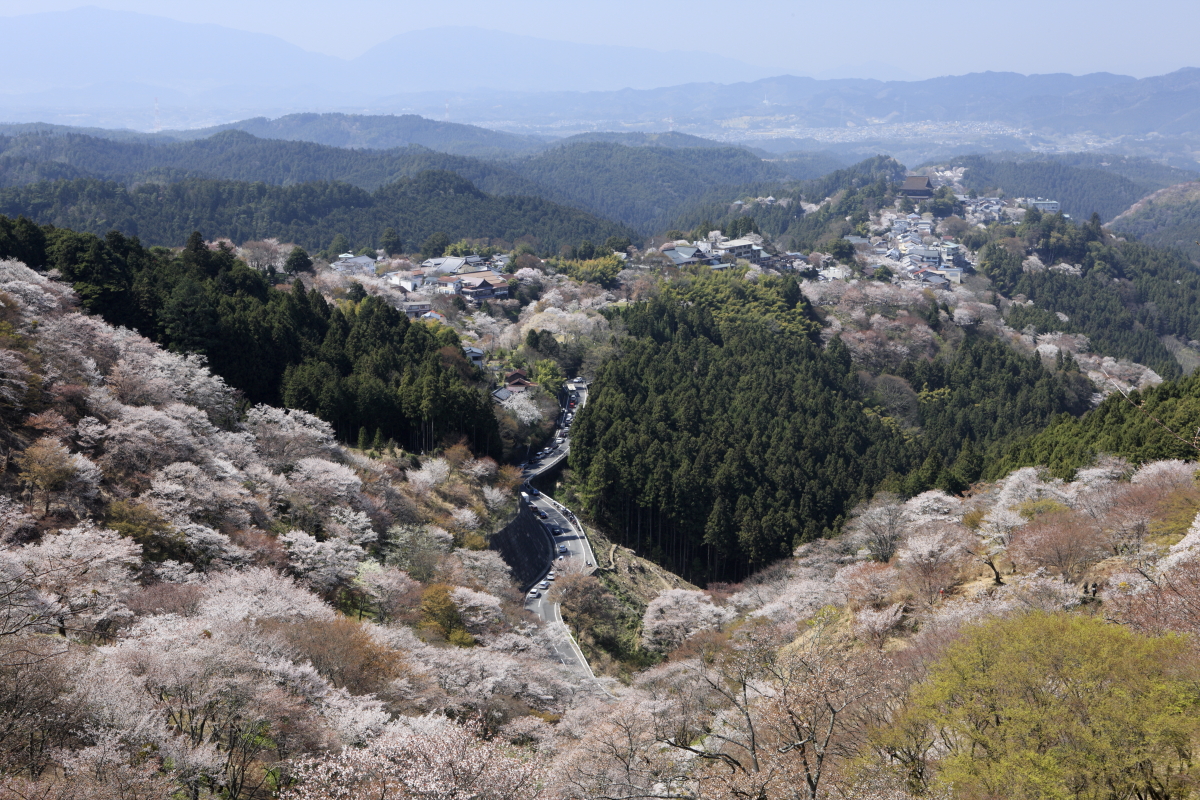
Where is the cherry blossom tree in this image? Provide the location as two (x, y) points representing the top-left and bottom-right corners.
(1010, 511), (1104, 584)
(243, 405), (337, 470)
(641, 589), (735, 653)
(462, 457), (498, 482)
(386, 525), (453, 582)
(407, 458), (451, 496)
(289, 458), (363, 509)
(834, 561), (900, 610)
(8, 524), (141, 642)
(281, 530), (366, 597)
(482, 485), (508, 511)
(0, 348), (32, 410)
(451, 586), (506, 640)
(353, 562), (418, 622)
(0, 496), (35, 543)
(848, 494), (906, 562)
(452, 549), (514, 597)
(99, 404), (202, 475)
(284, 716), (545, 800)
(854, 603), (905, 647)
(557, 698), (689, 800)
(896, 525), (967, 606)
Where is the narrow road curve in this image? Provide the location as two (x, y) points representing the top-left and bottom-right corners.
(518, 380), (610, 693)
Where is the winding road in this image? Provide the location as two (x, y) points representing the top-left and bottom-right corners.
(518, 380), (608, 688)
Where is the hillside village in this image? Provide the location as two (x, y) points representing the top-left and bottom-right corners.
(295, 168), (1179, 415)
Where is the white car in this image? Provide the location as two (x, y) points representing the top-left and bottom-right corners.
(527, 589), (540, 598)
(547, 572), (556, 580)
(539, 580), (550, 589)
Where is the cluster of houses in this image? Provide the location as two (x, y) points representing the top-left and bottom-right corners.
(385, 254), (512, 303)
(658, 231), (767, 267)
(809, 213), (967, 289)
(959, 196), (1009, 225)
(884, 214), (966, 287)
(331, 251), (514, 319)
(490, 368), (537, 403)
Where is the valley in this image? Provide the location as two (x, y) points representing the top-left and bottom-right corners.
(5, 24), (1200, 796)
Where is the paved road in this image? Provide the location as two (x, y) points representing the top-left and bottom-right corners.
(517, 380), (608, 689)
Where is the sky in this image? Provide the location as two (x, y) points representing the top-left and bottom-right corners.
(1, 0), (1197, 80)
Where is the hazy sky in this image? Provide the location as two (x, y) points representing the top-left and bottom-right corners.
(2, 0), (1197, 80)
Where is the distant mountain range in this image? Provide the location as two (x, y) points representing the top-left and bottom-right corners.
(396, 70), (1200, 140)
(2, 7), (1199, 148)
(0, 8), (773, 124)
(6, 117), (1200, 236)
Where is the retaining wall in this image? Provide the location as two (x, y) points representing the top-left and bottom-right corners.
(491, 504), (555, 590)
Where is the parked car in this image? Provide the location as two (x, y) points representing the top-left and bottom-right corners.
(558, 545), (569, 554)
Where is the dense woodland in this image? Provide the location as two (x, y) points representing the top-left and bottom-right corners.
(969, 208), (1200, 379)
(568, 272), (1094, 582)
(510, 141), (787, 232)
(0, 131), (548, 195)
(994, 368), (1200, 479)
(0, 170), (636, 254)
(0, 130), (795, 236)
(0, 216), (502, 453)
(181, 113), (549, 157)
(950, 153), (1196, 222)
(670, 155), (908, 251)
(1113, 186), (1200, 260)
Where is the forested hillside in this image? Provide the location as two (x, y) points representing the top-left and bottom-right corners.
(0, 130), (547, 195)
(12, 241), (1200, 800)
(0, 130), (827, 236)
(972, 208), (1200, 379)
(0, 216), (501, 452)
(951, 154), (1180, 221)
(509, 141), (789, 233)
(763, 149), (851, 180)
(182, 113), (549, 157)
(0, 171), (636, 253)
(1047, 152), (1200, 190)
(669, 155), (907, 249)
(0, 256), (586, 800)
(993, 368), (1200, 479)
(1111, 181), (1200, 260)
(569, 272), (1093, 582)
